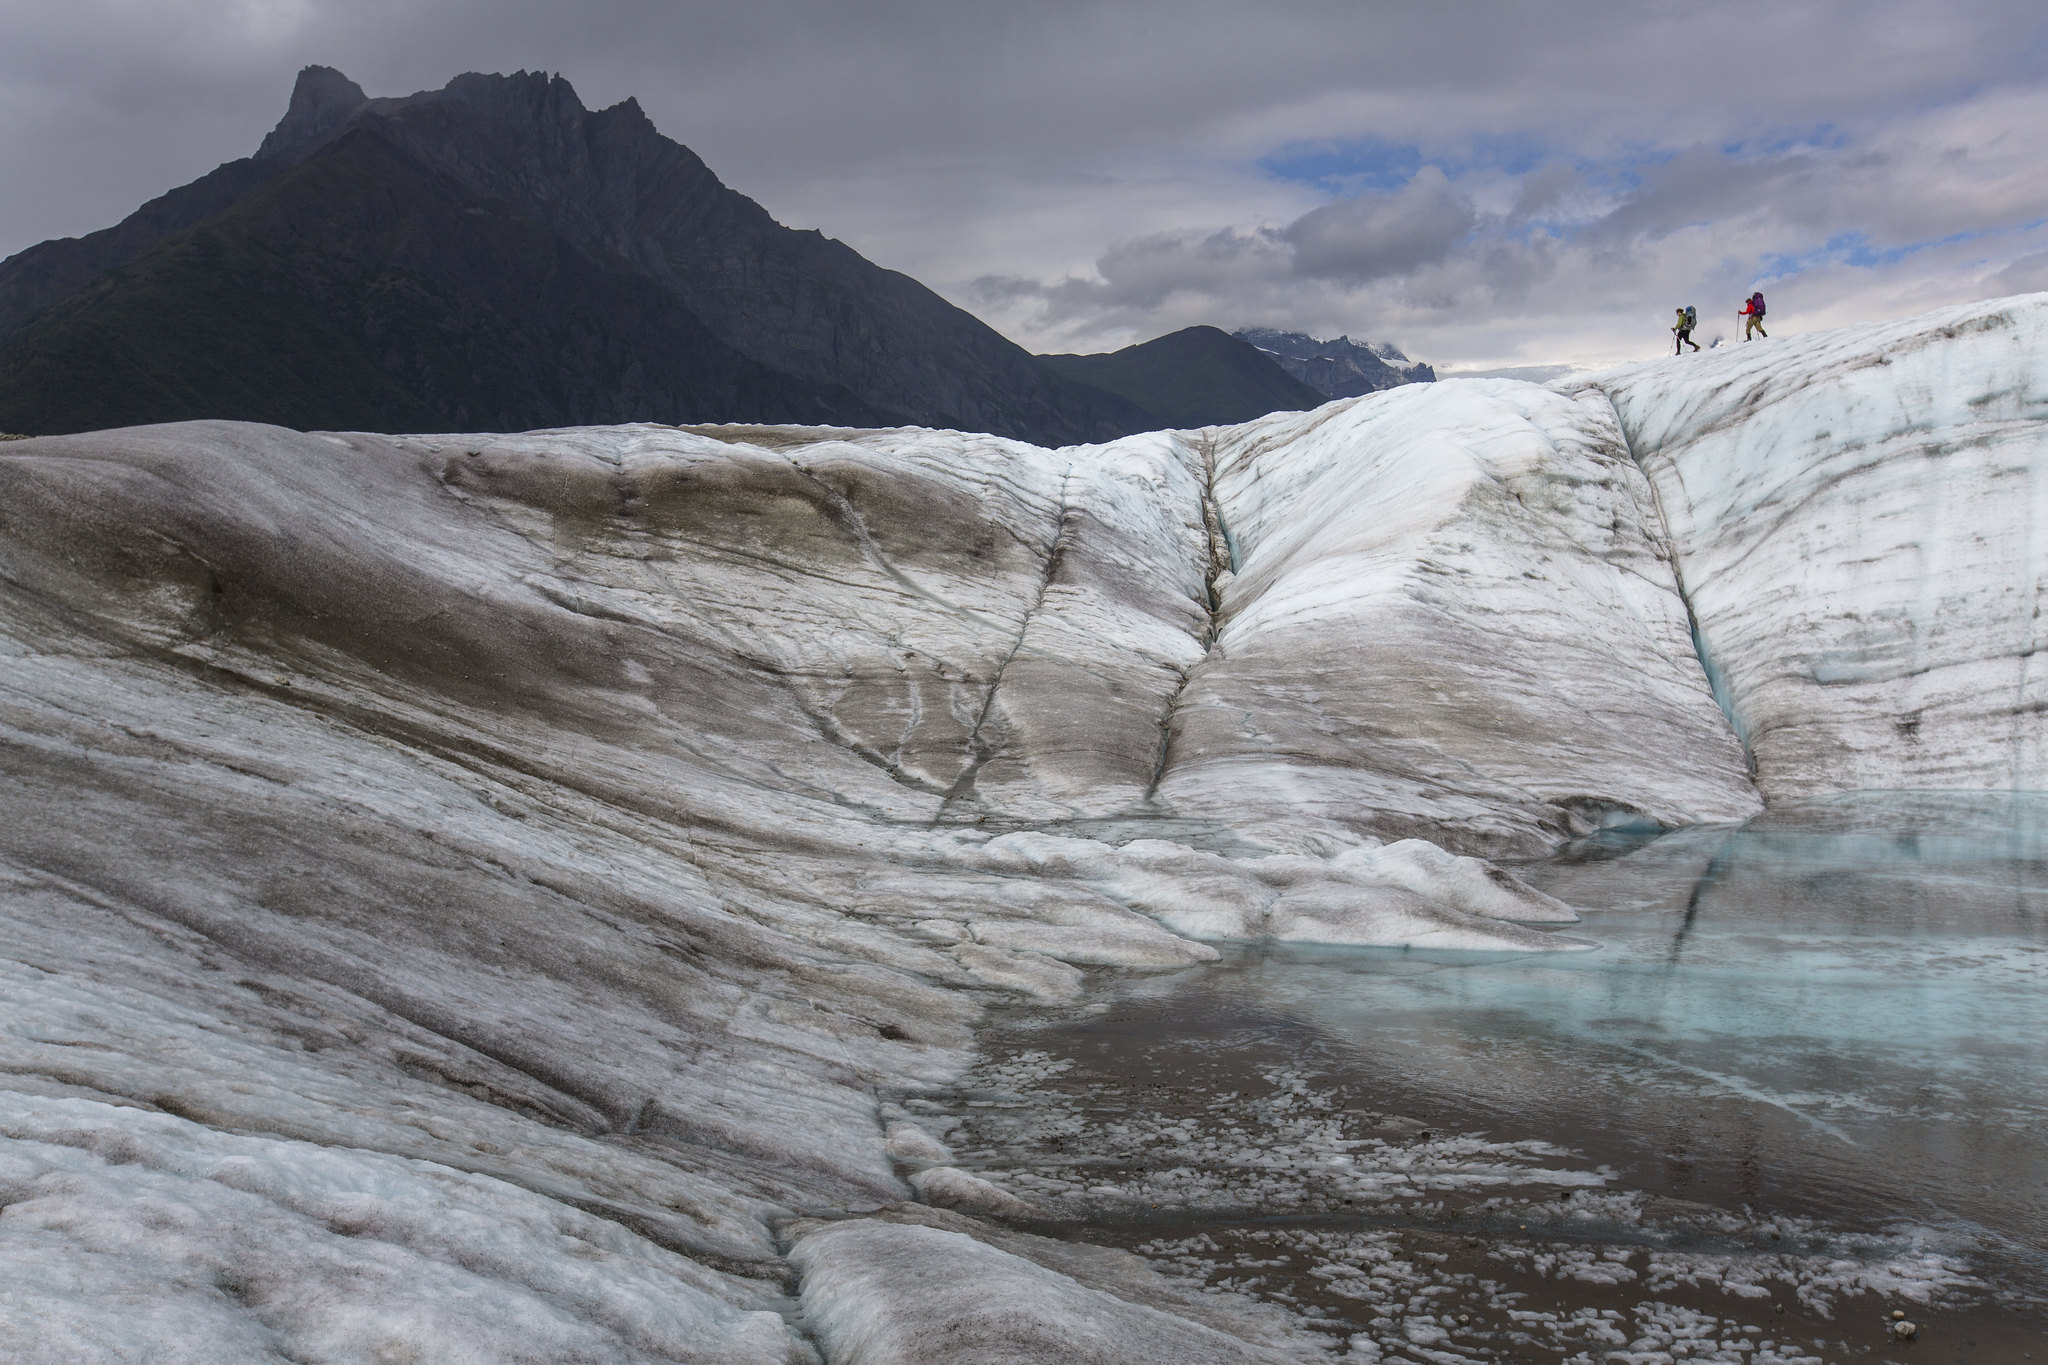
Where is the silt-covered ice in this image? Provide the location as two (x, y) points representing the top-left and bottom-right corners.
(4, 293), (2046, 1357)
(1160, 378), (1761, 852)
(1578, 292), (2048, 798)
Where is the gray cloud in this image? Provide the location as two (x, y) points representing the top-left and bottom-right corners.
(1579, 148), (1816, 246)
(973, 170), (1481, 325)
(1992, 251), (2048, 297)
(1282, 169), (1476, 283)
(2, 0), (2046, 368)
(1510, 164), (1581, 221)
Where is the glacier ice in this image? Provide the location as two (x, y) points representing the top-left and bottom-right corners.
(0, 1095), (805, 1365)
(787, 1217), (1301, 1364)
(1159, 378), (1760, 853)
(1578, 292), (2048, 798)
(2, 293), (2046, 1357)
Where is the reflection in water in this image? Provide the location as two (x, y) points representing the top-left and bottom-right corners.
(1381, 793), (2048, 1252)
(919, 794), (2048, 1361)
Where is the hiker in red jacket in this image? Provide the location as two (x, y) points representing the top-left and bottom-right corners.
(1739, 292), (1768, 341)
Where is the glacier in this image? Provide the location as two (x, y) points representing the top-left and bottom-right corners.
(1578, 297), (2048, 798)
(1, 293), (2044, 1360)
(1158, 377), (1759, 851)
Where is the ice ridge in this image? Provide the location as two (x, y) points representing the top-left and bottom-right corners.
(3, 292), (2045, 1358)
(1576, 290), (2048, 799)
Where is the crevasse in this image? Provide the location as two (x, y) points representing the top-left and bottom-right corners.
(1, 292), (2044, 1361)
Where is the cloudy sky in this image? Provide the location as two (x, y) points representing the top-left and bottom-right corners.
(4, 0), (2047, 373)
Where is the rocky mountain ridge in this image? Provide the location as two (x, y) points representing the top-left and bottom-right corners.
(1236, 326), (1436, 397)
(1037, 325), (1328, 428)
(0, 66), (1150, 442)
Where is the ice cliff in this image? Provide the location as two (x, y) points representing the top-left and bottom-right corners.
(1579, 296), (2048, 799)
(1, 293), (2043, 1360)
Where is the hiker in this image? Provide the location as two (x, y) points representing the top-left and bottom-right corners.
(1739, 291), (1768, 341)
(1672, 305), (1701, 354)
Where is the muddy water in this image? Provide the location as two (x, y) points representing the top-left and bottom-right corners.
(910, 796), (2048, 1363)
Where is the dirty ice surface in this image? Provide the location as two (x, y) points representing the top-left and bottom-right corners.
(1578, 293), (2048, 801)
(4, 292), (2048, 1361)
(910, 794), (2048, 1363)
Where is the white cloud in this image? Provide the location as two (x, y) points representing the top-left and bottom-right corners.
(969, 79), (2048, 369)
(1, 0), (2045, 369)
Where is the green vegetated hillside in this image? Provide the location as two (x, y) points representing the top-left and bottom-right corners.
(1039, 325), (1329, 429)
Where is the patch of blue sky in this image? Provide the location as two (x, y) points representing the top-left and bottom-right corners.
(1753, 244), (1837, 281)
(1257, 132), (1549, 195)
(1717, 122), (1845, 159)
(1754, 219), (2048, 282)
(1828, 232), (1880, 269)
(1256, 138), (1421, 195)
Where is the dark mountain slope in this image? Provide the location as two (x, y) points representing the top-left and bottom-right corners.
(0, 129), (880, 436)
(0, 68), (382, 339)
(1039, 326), (1329, 429)
(0, 160), (281, 341)
(257, 69), (1152, 442)
(0, 66), (1144, 443)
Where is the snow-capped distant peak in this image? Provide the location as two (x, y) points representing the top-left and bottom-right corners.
(1232, 327), (1435, 399)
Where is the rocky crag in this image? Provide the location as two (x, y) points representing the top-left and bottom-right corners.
(0, 67), (1149, 443)
(1236, 328), (1436, 398)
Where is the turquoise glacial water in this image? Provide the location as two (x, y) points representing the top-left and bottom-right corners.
(1207, 794), (2048, 1258)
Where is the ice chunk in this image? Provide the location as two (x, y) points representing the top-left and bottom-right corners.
(968, 916), (1219, 968)
(975, 831), (1587, 950)
(883, 1121), (951, 1167)
(1336, 839), (1580, 923)
(790, 1219), (1299, 1363)
(951, 943), (1085, 1000)
(905, 1167), (1034, 1218)
(1253, 882), (1590, 952)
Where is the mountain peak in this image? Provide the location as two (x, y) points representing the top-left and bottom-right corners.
(256, 66), (370, 162)
(1234, 327), (1434, 399)
(0, 64), (1148, 444)
(439, 69), (588, 115)
(255, 68), (606, 170)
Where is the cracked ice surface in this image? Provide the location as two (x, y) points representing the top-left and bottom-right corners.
(3, 295), (2046, 1359)
(0, 411), (1677, 1360)
(1580, 292), (2048, 798)
(1158, 380), (1760, 856)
